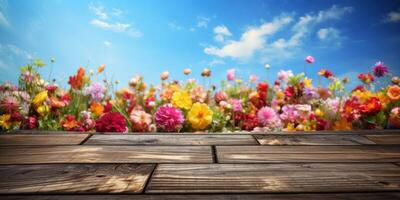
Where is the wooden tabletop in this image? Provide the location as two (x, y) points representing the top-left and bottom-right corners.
(1, 131), (400, 199)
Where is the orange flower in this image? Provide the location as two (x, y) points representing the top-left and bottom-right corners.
(90, 102), (104, 117)
(49, 97), (66, 109)
(387, 85), (400, 101)
(333, 118), (353, 131)
(68, 67), (85, 90)
(97, 64), (105, 73)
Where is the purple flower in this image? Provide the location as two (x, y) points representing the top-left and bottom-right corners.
(85, 82), (105, 102)
(155, 104), (184, 132)
(373, 61), (389, 77)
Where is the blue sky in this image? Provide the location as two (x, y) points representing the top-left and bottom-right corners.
(0, 0), (400, 89)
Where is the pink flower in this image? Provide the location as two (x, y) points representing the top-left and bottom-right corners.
(155, 104), (184, 132)
(280, 105), (298, 123)
(277, 70), (294, 81)
(1, 96), (19, 113)
(257, 106), (281, 128)
(190, 86), (207, 103)
(130, 110), (152, 132)
(160, 71), (169, 81)
(305, 55), (315, 64)
(227, 69), (235, 81)
(249, 75), (258, 83)
(230, 99), (242, 112)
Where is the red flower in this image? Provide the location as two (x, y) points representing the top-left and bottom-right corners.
(318, 69), (334, 78)
(359, 97), (382, 115)
(61, 115), (82, 131)
(95, 112), (127, 132)
(22, 116), (38, 130)
(241, 114), (258, 131)
(104, 101), (113, 113)
(352, 85), (365, 92)
(316, 118), (328, 131)
(358, 73), (375, 84)
(342, 97), (361, 121)
(257, 82), (268, 92)
(46, 85), (58, 93)
(284, 86), (295, 98)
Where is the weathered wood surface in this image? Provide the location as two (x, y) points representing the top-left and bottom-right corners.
(366, 135), (400, 145)
(147, 163), (400, 193)
(86, 134), (258, 145)
(254, 134), (375, 145)
(217, 145), (400, 163)
(0, 146), (212, 164)
(0, 164), (155, 194)
(0, 131), (400, 198)
(0, 134), (90, 145)
(2, 193), (400, 199)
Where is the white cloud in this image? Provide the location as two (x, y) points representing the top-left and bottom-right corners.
(103, 41), (112, 47)
(89, 3), (142, 38)
(383, 11), (400, 23)
(89, 3), (108, 20)
(213, 25), (232, 42)
(272, 5), (352, 49)
(112, 8), (123, 17)
(317, 27), (339, 40)
(197, 16), (210, 28)
(0, 0), (10, 28)
(0, 43), (34, 69)
(204, 15), (293, 59)
(204, 5), (353, 63)
(208, 59), (225, 66)
(168, 21), (183, 30)
(0, 11), (9, 28)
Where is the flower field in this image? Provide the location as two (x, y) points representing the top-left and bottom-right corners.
(1, 56), (400, 133)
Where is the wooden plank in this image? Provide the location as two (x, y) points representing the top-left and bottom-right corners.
(147, 163), (400, 193)
(366, 135), (400, 145)
(0, 164), (154, 194)
(0, 134), (90, 145)
(217, 146), (400, 163)
(2, 193), (400, 199)
(85, 134), (257, 145)
(254, 134), (375, 145)
(0, 146), (212, 164)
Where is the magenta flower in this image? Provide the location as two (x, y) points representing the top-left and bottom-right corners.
(373, 61), (389, 77)
(305, 55), (315, 64)
(1, 96), (19, 113)
(227, 69), (235, 81)
(155, 104), (184, 132)
(257, 106), (281, 128)
(280, 105), (298, 123)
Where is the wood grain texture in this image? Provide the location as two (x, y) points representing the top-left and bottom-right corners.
(0, 134), (90, 145)
(216, 145), (400, 163)
(254, 134), (375, 145)
(0, 146), (212, 164)
(2, 193), (400, 199)
(85, 134), (258, 145)
(366, 135), (400, 145)
(0, 164), (155, 194)
(147, 163), (400, 193)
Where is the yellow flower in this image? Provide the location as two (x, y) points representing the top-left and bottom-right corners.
(187, 102), (213, 130)
(304, 77), (312, 88)
(36, 105), (49, 116)
(32, 91), (48, 107)
(276, 91), (285, 100)
(352, 90), (372, 102)
(172, 90), (192, 110)
(314, 108), (324, 117)
(0, 114), (11, 129)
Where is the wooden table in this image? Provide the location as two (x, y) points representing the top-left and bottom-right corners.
(1, 130), (400, 199)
